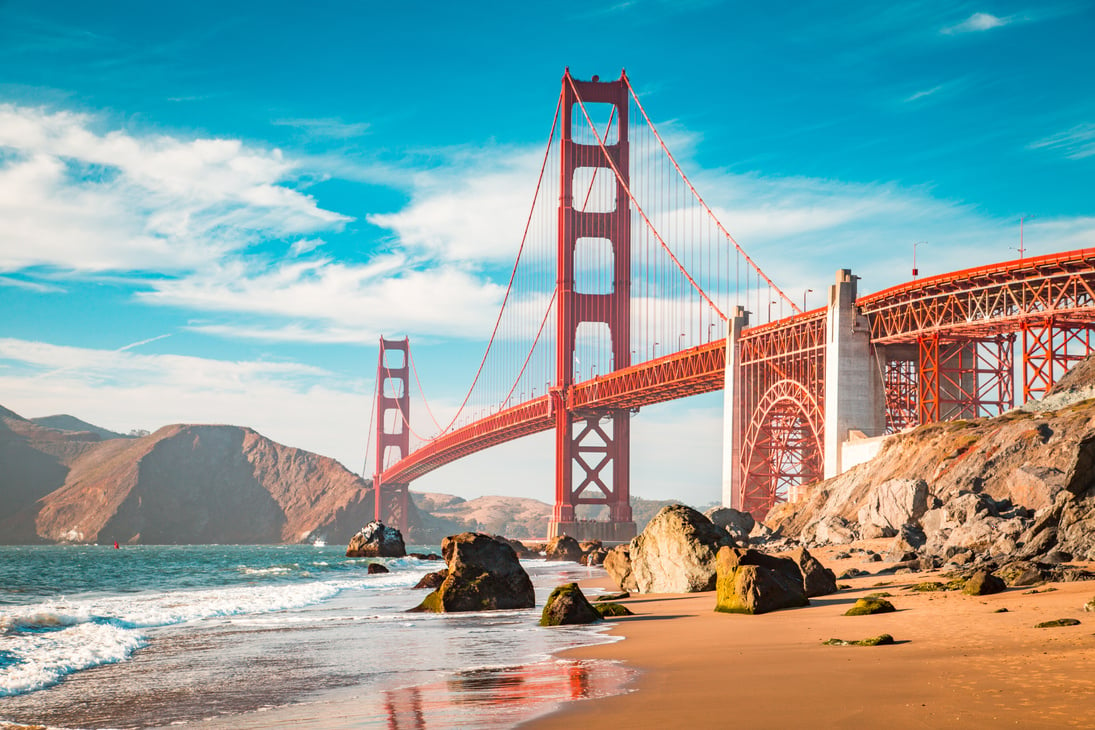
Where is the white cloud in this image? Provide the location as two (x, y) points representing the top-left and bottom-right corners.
(1028, 123), (1095, 160)
(138, 256), (507, 342)
(942, 12), (1011, 34)
(0, 104), (350, 274)
(366, 145), (550, 263)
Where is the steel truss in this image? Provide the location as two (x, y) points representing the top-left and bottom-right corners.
(736, 311), (826, 517)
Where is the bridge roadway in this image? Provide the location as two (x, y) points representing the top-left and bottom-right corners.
(380, 247), (1095, 490)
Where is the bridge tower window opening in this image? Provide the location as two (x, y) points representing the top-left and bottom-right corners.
(574, 237), (615, 295)
(572, 167), (617, 213)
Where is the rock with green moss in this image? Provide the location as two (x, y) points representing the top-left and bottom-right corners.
(593, 602), (634, 618)
(909, 581), (946, 592)
(1035, 618), (1080, 628)
(962, 570), (1006, 596)
(595, 591), (630, 602)
(410, 532), (534, 613)
(844, 597), (896, 616)
(823, 634), (895, 646)
(714, 546), (808, 615)
(540, 583), (600, 626)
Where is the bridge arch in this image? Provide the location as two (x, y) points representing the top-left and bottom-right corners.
(739, 379), (824, 517)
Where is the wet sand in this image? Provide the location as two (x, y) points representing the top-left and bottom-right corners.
(523, 548), (1095, 729)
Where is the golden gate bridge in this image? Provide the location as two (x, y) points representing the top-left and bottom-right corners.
(364, 69), (1095, 540)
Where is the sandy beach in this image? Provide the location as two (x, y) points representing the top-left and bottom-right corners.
(524, 547), (1095, 729)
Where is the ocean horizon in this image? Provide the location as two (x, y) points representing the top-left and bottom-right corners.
(0, 544), (632, 729)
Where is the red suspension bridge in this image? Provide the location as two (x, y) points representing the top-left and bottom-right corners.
(367, 70), (1095, 540)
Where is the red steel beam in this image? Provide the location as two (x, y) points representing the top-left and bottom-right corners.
(379, 341), (728, 485)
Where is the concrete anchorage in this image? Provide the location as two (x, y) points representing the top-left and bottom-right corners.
(823, 269), (885, 479)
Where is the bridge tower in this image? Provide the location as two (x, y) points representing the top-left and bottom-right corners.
(549, 70), (637, 542)
(373, 337), (410, 532)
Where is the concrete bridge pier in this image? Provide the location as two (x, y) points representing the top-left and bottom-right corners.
(721, 306), (749, 510)
(823, 269), (885, 479)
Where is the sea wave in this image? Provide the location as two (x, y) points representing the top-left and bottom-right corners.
(0, 620), (146, 697)
(0, 564), (429, 698)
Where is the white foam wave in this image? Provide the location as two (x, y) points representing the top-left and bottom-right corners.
(0, 620), (146, 697)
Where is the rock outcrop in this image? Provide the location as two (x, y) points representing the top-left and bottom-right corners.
(412, 532), (535, 613)
(714, 547), (809, 615)
(0, 407), (386, 545)
(540, 583), (600, 626)
(766, 358), (1095, 568)
(630, 505), (736, 593)
(346, 521), (406, 558)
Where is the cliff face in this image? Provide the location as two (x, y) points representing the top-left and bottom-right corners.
(1, 408), (385, 545)
(766, 375), (1095, 563)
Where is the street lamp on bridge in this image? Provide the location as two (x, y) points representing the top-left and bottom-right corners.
(913, 241), (927, 278)
(1018, 215), (1034, 258)
(767, 299), (777, 321)
(802, 289), (813, 311)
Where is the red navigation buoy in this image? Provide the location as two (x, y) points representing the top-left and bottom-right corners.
(114, 540), (119, 549)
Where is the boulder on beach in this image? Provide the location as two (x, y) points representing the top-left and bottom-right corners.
(544, 534), (583, 562)
(594, 602), (633, 618)
(788, 547), (837, 597)
(962, 570), (1006, 595)
(540, 583), (600, 626)
(844, 597), (896, 616)
(604, 545), (637, 592)
(581, 546), (609, 566)
(714, 547), (808, 615)
(367, 563), (390, 574)
(412, 569), (448, 590)
(705, 507), (755, 544)
(346, 521), (406, 558)
(411, 532), (534, 613)
(630, 505), (736, 593)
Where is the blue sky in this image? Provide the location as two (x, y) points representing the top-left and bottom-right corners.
(1, 0), (1092, 505)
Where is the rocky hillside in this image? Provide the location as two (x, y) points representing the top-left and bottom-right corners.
(766, 359), (1095, 566)
(30, 414), (130, 440)
(0, 406), (406, 545)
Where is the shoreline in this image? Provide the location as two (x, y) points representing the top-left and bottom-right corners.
(523, 548), (1095, 729)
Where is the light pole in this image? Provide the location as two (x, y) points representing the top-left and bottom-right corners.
(802, 288), (813, 311)
(913, 241), (927, 279)
(768, 299), (777, 321)
(678, 332), (686, 350)
(1018, 215), (1034, 258)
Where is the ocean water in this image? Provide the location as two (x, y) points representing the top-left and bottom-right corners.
(0, 545), (631, 729)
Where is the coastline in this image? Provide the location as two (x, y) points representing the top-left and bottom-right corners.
(523, 548), (1095, 729)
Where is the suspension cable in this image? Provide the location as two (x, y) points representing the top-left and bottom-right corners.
(567, 73), (729, 322)
(623, 74), (801, 314)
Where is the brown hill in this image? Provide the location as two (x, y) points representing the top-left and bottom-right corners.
(30, 414), (130, 440)
(0, 406), (396, 545)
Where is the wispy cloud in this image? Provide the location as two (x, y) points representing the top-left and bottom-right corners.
(1028, 123), (1095, 159)
(272, 117), (370, 140)
(942, 11), (1013, 34)
(904, 84), (946, 103)
(0, 275), (65, 293)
